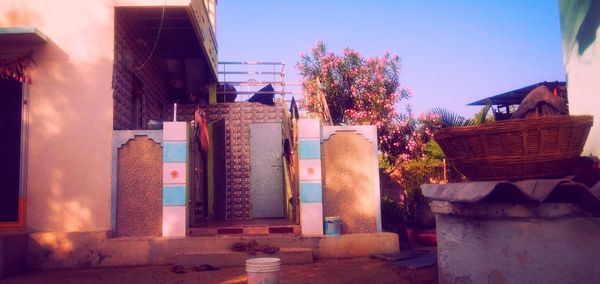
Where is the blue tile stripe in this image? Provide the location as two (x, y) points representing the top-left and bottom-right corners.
(300, 182), (323, 203)
(163, 185), (187, 206)
(163, 142), (187, 162)
(299, 139), (321, 160)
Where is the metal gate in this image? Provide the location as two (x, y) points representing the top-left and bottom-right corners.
(250, 123), (284, 218)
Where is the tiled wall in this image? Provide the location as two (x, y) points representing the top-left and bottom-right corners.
(165, 102), (284, 220)
(162, 122), (188, 236)
(297, 119), (324, 235)
(113, 9), (169, 130)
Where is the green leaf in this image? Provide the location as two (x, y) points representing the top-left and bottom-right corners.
(428, 107), (466, 127)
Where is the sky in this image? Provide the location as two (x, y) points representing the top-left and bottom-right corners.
(216, 0), (566, 118)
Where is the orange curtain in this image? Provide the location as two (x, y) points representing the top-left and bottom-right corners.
(195, 109), (210, 154)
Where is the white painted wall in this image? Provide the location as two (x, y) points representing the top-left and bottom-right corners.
(559, 0), (600, 155)
(0, 1), (114, 232)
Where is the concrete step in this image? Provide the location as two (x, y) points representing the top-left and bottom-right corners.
(188, 225), (301, 236)
(171, 247), (313, 268)
(28, 231), (398, 269)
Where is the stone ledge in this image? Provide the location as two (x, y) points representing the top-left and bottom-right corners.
(430, 201), (589, 218)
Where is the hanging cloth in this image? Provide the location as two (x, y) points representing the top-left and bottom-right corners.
(0, 51), (34, 84)
(289, 96), (299, 120)
(195, 109), (210, 154)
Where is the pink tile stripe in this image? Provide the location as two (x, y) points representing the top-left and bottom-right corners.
(163, 163), (187, 184)
(298, 119), (320, 139)
(299, 159), (322, 181)
(162, 206), (187, 237)
(300, 203), (324, 235)
(163, 122), (187, 141)
(163, 121), (188, 237)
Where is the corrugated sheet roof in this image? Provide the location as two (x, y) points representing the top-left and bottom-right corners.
(468, 81), (566, 106)
(421, 179), (600, 207)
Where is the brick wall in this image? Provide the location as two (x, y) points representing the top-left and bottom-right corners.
(167, 102), (284, 220)
(113, 9), (169, 130)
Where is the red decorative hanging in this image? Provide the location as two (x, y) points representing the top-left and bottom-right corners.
(0, 51), (34, 84)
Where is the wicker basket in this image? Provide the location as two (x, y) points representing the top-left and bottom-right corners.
(434, 115), (593, 181)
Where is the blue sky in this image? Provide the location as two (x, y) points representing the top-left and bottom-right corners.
(217, 1), (565, 118)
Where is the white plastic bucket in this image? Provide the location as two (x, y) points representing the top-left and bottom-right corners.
(325, 216), (341, 235)
(246, 257), (281, 284)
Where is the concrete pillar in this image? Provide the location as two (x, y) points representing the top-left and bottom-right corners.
(208, 82), (217, 104)
(162, 122), (188, 237)
(432, 201), (600, 283)
(297, 119), (323, 235)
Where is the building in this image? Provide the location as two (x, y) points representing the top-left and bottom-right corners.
(0, 0), (392, 274)
(559, 0), (600, 155)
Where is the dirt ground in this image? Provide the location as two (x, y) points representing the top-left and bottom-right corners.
(0, 257), (437, 284)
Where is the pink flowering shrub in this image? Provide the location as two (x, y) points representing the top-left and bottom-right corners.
(296, 41), (440, 164)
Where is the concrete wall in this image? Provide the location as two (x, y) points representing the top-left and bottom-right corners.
(321, 131), (378, 233)
(559, 0), (600, 155)
(0, 1), (115, 232)
(321, 126), (382, 233)
(433, 202), (600, 283)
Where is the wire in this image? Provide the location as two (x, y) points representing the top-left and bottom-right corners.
(134, 0), (167, 71)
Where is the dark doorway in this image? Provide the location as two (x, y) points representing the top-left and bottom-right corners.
(131, 74), (143, 129)
(0, 78), (23, 223)
(213, 119), (227, 220)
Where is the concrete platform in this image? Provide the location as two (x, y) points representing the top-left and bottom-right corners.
(0, 230), (28, 278)
(171, 247), (314, 267)
(27, 231), (399, 269)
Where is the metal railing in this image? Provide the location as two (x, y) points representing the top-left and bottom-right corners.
(218, 61), (302, 103)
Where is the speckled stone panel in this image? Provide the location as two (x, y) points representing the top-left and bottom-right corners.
(321, 132), (378, 234)
(116, 136), (162, 237)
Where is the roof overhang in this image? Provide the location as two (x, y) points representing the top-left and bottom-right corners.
(0, 27), (48, 45)
(468, 81), (567, 106)
(115, 2), (217, 81)
(114, 0), (191, 7)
